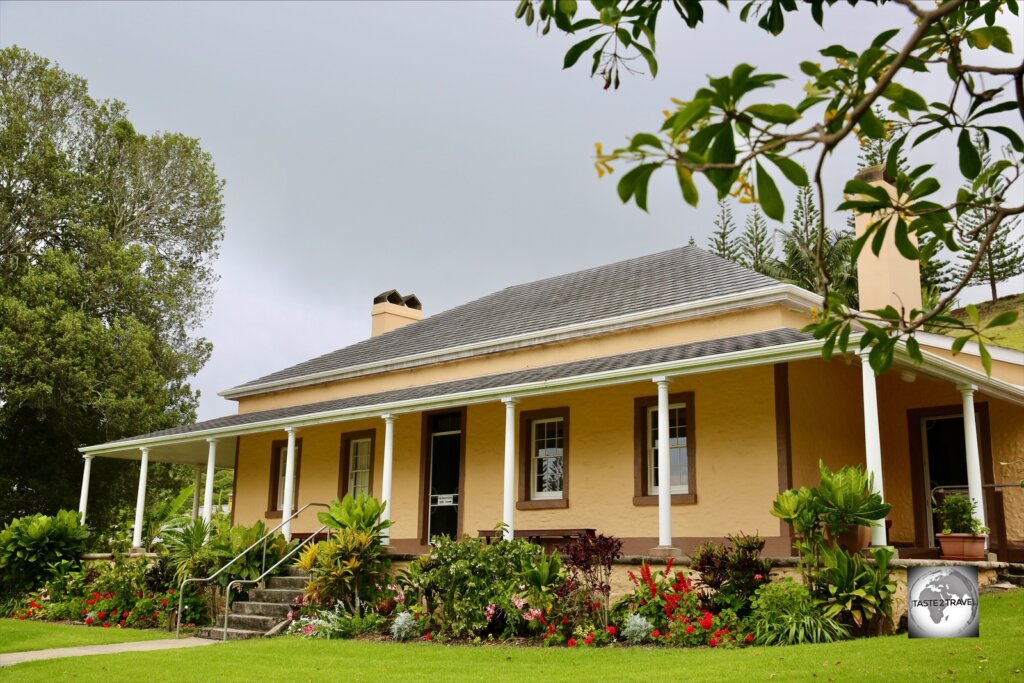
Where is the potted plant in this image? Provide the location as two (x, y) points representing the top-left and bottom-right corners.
(814, 462), (891, 553)
(934, 494), (988, 561)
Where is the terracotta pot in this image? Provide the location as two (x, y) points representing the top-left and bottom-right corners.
(936, 533), (987, 561)
(824, 525), (872, 553)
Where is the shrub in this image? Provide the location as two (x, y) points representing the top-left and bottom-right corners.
(612, 559), (701, 631)
(748, 579), (850, 646)
(398, 535), (550, 639)
(621, 614), (653, 644)
(557, 531), (622, 628)
(690, 533), (772, 615)
(815, 545), (896, 636)
(0, 510), (89, 598)
(390, 610), (421, 641)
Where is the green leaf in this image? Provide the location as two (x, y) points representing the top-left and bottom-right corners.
(984, 125), (1024, 153)
(745, 103), (800, 125)
(906, 335), (922, 364)
(859, 106), (886, 139)
(908, 177), (940, 200)
(968, 26), (1013, 53)
(986, 311), (1019, 329)
(563, 34), (604, 69)
(885, 134), (905, 179)
(676, 165), (699, 207)
(765, 154), (809, 186)
(882, 82), (927, 111)
(634, 41), (658, 78)
(979, 341), (992, 376)
(756, 161), (784, 221)
(672, 98), (713, 137)
(616, 163), (660, 211)
(893, 219), (918, 259)
(958, 129), (982, 179)
(629, 133), (663, 151)
(705, 125), (737, 197)
(951, 334), (971, 354)
(871, 28), (900, 48)
(966, 303), (980, 326)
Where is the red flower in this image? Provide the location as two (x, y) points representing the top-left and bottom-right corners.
(86, 599), (95, 606)
(567, 638), (577, 647)
(606, 626), (617, 636)
(122, 611), (129, 618)
(29, 600), (40, 609)
(745, 633), (754, 644)
(103, 623), (111, 629)
(685, 625), (695, 634)
(424, 632), (432, 641)
(161, 599), (168, 607)
(153, 612), (159, 619)
(18, 614), (25, 620)
(538, 614), (546, 624)
(548, 624), (555, 634)
(119, 620), (125, 628)
(136, 592), (143, 598)
(91, 592), (100, 599)
(81, 609), (87, 615)
(103, 593), (111, 600)
(167, 589), (174, 595)
(561, 616), (568, 625)
(542, 633), (549, 640)
(583, 636), (593, 645)
(709, 637), (718, 647)
(85, 617), (93, 625)
(652, 629), (661, 638)
(754, 574), (763, 581)
(97, 611), (107, 620)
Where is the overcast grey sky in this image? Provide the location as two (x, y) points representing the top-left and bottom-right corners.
(1, 1), (1020, 421)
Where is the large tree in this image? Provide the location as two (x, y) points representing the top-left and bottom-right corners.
(520, 0), (1022, 373)
(0, 47), (224, 531)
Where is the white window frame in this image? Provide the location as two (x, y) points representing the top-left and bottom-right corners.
(646, 403), (689, 495)
(347, 437), (372, 498)
(530, 417), (565, 500)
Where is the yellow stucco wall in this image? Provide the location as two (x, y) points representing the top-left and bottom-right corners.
(233, 366), (782, 551)
(788, 357), (1024, 546)
(236, 304), (810, 414)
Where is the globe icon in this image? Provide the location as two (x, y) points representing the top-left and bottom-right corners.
(908, 567), (979, 638)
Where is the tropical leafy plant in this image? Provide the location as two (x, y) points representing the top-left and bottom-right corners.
(521, 548), (565, 613)
(162, 518), (221, 587)
(815, 461), (892, 536)
(317, 494), (392, 538)
(815, 545), (897, 635)
(0, 510), (89, 597)
(690, 533), (773, 615)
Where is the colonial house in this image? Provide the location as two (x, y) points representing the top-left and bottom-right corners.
(78, 173), (1024, 561)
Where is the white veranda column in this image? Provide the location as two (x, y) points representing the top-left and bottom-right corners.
(203, 438), (218, 525)
(131, 447), (150, 549)
(654, 376), (674, 549)
(860, 352), (888, 547)
(501, 398), (519, 540)
(957, 384), (987, 534)
(78, 455), (94, 524)
(281, 427), (298, 542)
(191, 465), (202, 521)
(380, 414), (396, 543)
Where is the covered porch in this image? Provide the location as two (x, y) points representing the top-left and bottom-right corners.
(79, 330), (1024, 559)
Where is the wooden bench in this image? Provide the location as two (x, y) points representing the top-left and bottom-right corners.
(478, 528), (595, 546)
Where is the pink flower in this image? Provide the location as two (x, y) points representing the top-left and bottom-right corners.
(302, 624), (315, 636)
(484, 604), (497, 622)
(754, 574), (764, 581)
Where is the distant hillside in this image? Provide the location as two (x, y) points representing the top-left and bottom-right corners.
(948, 293), (1024, 351)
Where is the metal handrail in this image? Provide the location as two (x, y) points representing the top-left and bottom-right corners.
(222, 524), (328, 641)
(930, 481), (1024, 505)
(174, 502), (329, 638)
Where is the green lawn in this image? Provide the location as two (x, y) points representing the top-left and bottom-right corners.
(4, 591), (1022, 681)
(0, 619), (172, 654)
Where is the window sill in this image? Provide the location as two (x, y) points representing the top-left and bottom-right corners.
(632, 494), (697, 506)
(265, 510), (283, 519)
(517, 499), (569, 510)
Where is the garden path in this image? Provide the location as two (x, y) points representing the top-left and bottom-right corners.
(0, 636), (218, 667)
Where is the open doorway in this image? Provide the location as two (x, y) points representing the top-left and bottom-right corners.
(921, 415), (968, 545)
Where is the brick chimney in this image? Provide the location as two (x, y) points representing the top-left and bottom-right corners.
(371, 289), (423, 337)
(853, 165), (922, 314)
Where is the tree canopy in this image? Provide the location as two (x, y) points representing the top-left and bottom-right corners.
(517, 0), (1022, 374)
(0, 46), (225, 531)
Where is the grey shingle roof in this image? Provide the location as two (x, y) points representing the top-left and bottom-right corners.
(229, 245), (779, 392)
(116, 328), (809, 443)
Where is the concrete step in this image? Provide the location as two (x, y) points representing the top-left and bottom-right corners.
(996, 572), (1024, 587)
(195, 626), (263, 641)
(249, 587), (303, 604)
(286, 567), (311, 578)
(265, 575), (307, 591)
(232, 600), (291, 618)
(216, 613), (282, 631)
